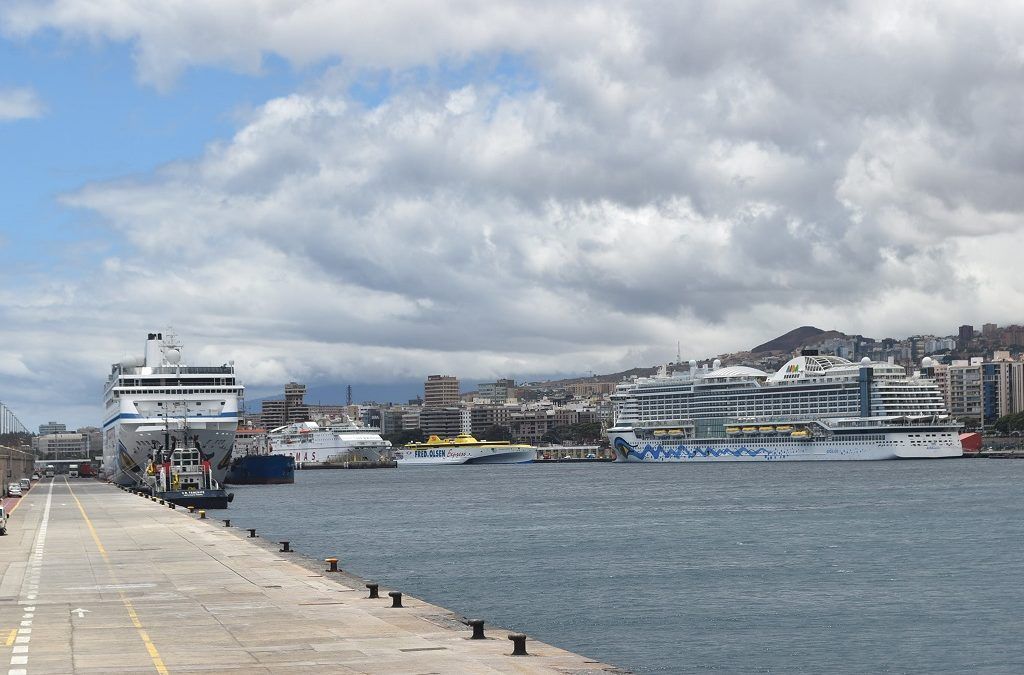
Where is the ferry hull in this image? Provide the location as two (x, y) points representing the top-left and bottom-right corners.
(395, 448), (536, 465)
(609, 432), (962, 462)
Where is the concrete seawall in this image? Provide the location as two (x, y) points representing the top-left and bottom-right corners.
(0, 478), (624, 674)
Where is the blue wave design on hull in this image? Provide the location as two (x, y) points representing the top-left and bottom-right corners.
(614, 436), (774, 460)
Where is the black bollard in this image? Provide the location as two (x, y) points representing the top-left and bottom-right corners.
(366, 583), (379, 599)
(279, 541), (291, 553)
(169, 503), (176, 509)
(223, 519), (231, 527)
(325, 558), (339, 572)
(388, 591), (403, 608)
(248, 528), (257, 538)
(509, 633), (528, 656)
(469, 619), (486, 640)
(187, 505), (195, 513)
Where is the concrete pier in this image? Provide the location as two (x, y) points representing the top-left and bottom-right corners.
(0, 479), (622, 674)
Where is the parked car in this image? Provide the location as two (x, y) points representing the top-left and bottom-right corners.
(31, 473), (40, 480)
(19, 478), (31, 491)
(0, 503), (7, 535)
(7, 483), (22, 498)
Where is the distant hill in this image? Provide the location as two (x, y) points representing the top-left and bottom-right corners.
(751, 326), (847, 354)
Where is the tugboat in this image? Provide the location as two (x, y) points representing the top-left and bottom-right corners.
(145, 445), (233, 509)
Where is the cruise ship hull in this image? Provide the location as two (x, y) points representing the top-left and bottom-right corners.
(105, 425), (236, 486)
(610, 431), (962, 462)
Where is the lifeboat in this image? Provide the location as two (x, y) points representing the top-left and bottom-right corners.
(776, 425), (794, 433)
(759, 426), (775, 434)
(742, 426), (758, 434)
(725, 426), (740, 435)
(790, 429), (810, 438)
(654, 430), (667, 436)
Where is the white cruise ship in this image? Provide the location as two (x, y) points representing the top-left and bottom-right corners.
(608, 352), (961, 462)
(268, 419), (391, 465)
(102, 331), (243, 485)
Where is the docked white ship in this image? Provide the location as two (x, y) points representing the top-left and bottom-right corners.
(394, 434), (536, 465)
(267, 419), (391, 465)
(102, 331), (243, 485)
(608, 352), (962, 462)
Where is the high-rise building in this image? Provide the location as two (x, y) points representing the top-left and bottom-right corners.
(419, 407), (470, 437)
(982, 323), (998, 338)
(958, 324), (974, 344)
(38, 421), (67, 435)
(260, 381), (311, 429)
(424, 375), (460, 407)
(948, 358), (983, 424)
(478, 379), (516, 404)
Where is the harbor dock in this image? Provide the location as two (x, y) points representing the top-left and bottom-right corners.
(1, 479), (621, 674)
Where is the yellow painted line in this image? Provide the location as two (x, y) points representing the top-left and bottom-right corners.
(5, 628), (16, 646)
(66, 478), (169, 675)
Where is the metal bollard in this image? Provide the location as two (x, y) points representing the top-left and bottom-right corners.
(188, 506), (195, 513)
(469, 619), (486, 639)
(158, 499), (165, 505)
(366, 583), (379, 599)
(223, 519), (231, 527)
(248, 528), (257, 538)
(199, 510), (206, 519)
(508, 633), (528, 656)
(279, 541), (291, 553)
(169, 503), (176, 509)
(388, 591), (403, 608)
(325, 557), (339, 573)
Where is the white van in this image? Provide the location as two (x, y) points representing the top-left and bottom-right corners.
(0, 503), (7, 535)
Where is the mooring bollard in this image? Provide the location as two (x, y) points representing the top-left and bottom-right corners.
(279, 541), (291, 553)
(325, 557), (339, 572)
(469, 619), (486, 640)
(199, 510), (206, 519)
(223, 519), (231, 527)
(187, 505), (195, 513)
(248, 528), (257, 538)
(388, 591), (403, 608)
(158, 499), (165, 505)
(508, 633), (528, 656)
(169, 503), (176, 509)
(366, 583), (379, 599)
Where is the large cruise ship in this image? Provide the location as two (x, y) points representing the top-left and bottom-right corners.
(267, 419), (391, 465)
(102, 331), (243, 485)
(608, 352), (961, 461)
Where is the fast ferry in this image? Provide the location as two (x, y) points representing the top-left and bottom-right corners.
(267, 418), (391, 466)
(395, 434), (536, 465)
(102, 331), (243, 485)
(608, 352), (961, 462)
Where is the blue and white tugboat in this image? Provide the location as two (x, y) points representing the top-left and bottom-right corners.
(145, 445), (233, 509)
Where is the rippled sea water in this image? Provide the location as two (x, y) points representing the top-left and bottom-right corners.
(220, 460), (1024, 673)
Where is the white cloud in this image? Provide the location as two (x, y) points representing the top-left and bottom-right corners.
(3, 1), (1024, 427)
(0, 86), (44, 120)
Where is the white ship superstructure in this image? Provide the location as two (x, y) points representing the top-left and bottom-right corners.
(608, 353), (961, 462)
(268, 419), (391, 465)
(102, 331), (243, 485)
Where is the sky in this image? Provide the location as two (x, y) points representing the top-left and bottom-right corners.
(1, 1), (1023, 430)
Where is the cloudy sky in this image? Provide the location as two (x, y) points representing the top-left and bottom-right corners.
(1, 1), (1023, 429)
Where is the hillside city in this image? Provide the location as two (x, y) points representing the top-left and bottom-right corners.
(7, 321), (1023, 474)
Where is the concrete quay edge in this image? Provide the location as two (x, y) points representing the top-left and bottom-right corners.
(0, 478), (628, 674)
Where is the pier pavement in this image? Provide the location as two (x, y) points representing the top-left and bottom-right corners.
(0, 479), (621, 674)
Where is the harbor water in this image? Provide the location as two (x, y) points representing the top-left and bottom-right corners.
(222, 461), (1024, 673)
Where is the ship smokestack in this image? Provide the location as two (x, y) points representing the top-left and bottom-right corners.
(144, 333), (162, 367)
